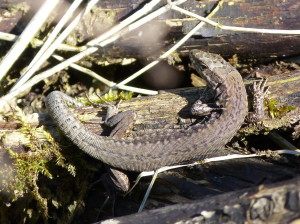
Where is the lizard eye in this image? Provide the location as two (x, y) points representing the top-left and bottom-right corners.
(198, 61), (208, 70)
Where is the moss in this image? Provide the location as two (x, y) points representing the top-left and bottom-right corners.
(167, 52), (182, 65)
(1, 108), (76, 219)
(0, 91), (133, 222)
(79, 89), (133, 105)
(6, 2), (30, 15)
(265, 98), (296, 118)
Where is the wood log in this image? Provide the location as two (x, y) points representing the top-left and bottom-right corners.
(95, 176), (300, 224)
(0, 63), (299, 223)
(93, 0), (300, 59)
(1, 69), (299, 151)
(1, 0), (300, 60)
(1, 1), (299, 221)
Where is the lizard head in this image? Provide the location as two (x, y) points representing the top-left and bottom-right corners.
(189, 50), (232, 87)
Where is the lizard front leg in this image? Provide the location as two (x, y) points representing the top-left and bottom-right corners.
(246, 78), (269, 123)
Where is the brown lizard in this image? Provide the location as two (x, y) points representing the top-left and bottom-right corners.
(46, 50), (263, 172)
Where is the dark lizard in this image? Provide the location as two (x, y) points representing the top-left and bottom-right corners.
(45, 50), (250, 172)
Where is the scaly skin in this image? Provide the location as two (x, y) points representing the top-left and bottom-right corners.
(45, 50), (248, 172)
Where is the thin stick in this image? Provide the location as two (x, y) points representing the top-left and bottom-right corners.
(0, 0), (60, 81)
(101, 0), (222, 94)
(0, 32), (18, 42)
(0, 47), (98, 107)
(96, 0), (187, 48)
(0, 0), (185, 105)
(268, 131), (298, 150)
(11, 0), (99, 92)
(0, 31), (80, 51)
(26, 0), (85, 71)
(52, 54), (158, 95)
(171, 4), (300, 35)
(86, 0), (163, 46)
(138, 169), (160, 213)
(135, 148), (300, 212)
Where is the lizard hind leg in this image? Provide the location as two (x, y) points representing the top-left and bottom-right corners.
(86, 93), (137, 138)
(86, 92), (135, 194)
(106, 111), (137, 138)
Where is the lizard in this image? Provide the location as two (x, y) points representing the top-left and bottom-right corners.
(46, 50), (262, 172)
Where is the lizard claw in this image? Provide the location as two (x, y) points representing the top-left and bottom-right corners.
(253, 78), (269, 96)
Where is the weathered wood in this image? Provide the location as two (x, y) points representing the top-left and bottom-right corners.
(95, 176), (300, 224)
(0, 70), (299, 149)
(1, 0), (300, 60)
(94, 0), (300, 59)
(0, 67), (299, 224)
